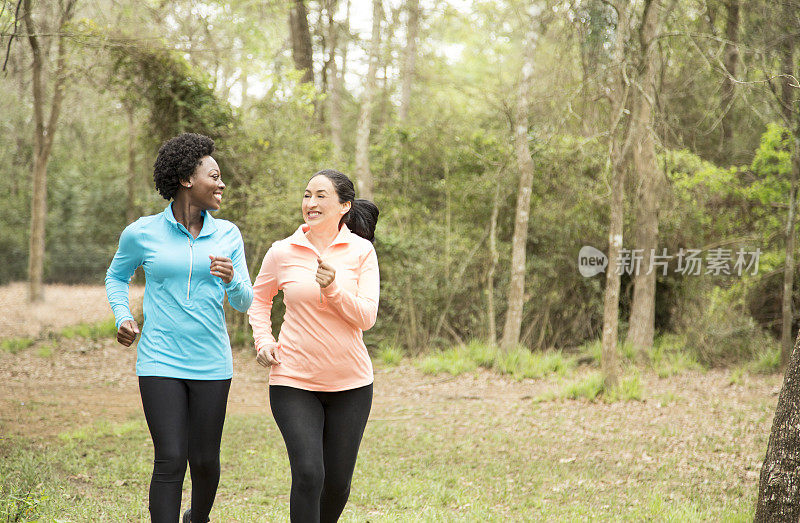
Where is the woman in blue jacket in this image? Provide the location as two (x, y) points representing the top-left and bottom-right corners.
(105, 133), (253, 523)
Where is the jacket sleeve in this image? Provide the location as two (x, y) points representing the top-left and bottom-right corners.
(224, 227), (253, 312)
(248, 247), (279, 352)
(321, 246), (380, 331)
(105, 223), (143, 329)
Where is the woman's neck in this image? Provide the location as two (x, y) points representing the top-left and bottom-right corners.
(305, 223), (339, 253)
(172, 196), (204, 237)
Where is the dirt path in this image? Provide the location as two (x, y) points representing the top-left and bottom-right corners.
(0, 282), (144, 339)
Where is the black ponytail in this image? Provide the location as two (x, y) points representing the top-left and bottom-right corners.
(345, 199), (379, 242)
(310, 169), (379, 242)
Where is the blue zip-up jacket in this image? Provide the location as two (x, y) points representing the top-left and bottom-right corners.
(105, 203), (253, 380)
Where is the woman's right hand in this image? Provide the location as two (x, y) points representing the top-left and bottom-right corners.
(256, 343), (281, 368)
(117, 320), (139, 346)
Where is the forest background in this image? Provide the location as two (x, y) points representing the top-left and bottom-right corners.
(4, 0), (800, 374)
(3, 0), (800, 518)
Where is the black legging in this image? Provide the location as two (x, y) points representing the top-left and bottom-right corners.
(269, 383), (373, 523)
(139, 376), (231, 523)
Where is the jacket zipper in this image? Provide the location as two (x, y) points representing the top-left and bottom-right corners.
(187, 237), (193, 300)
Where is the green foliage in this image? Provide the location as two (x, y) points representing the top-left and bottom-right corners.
(111, 44), (235, 143)
(417, 341), (574, 380)
(679, 286), (779, 367)
(494, 347), (574, 380)
(539, 371), (643, 403)
(36, 344), (55, 358)
(606, 372), (644, 402)
(375, 344), (404, 367)
(729, 367), (745, 386)
(747, 346), (781, 374)
(0, 338), (35, 354)
(59, 318), (117, 340)
(417, 348), (478, 376)
(562, 372), (605, 401)
(650, 334), (703, 378)
(0, 485), (48, 522)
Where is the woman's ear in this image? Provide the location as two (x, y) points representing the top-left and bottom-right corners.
(341, 201), (352, 215)
(180, 178), (193, 188)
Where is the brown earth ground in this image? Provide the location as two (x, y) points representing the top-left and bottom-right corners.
(0, 284), (783, 511)
(0, 282), (145, 339)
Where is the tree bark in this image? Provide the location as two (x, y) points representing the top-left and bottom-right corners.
(329, 0), (349, 162)
(500, 8), (539, 352)
(487, 170), (501, 347)
(354, 0), (382, 200)
(289, 0), (314, 85)
(779, 2), (797, 367)
(392, 0), (420, 176)
(398, 0), (419, 123)
(600, 0), (635, 391)
(625, 0), (663, 357)
(126, 103), (137, 225)
(719, 0), (739, 156)
(755, 329), (800, 520)
(23, 0), (76, 302)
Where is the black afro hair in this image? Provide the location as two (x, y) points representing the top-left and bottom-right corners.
(153, 133), (215, 200)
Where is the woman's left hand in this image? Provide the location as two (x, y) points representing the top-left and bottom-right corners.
(316, 258), (336, 288)
(209, 255), (234, 284)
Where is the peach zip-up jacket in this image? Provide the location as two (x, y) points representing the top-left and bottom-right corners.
(248, 224), (379, 391)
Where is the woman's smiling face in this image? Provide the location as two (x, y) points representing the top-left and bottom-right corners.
(302, 175), (350, 229)
(188, 155), (224, 210)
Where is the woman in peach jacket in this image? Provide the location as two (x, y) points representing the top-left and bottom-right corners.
(248, 169), (379, 522)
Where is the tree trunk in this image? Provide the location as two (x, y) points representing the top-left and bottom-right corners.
(719, 0), (739, 157)
(500, 10), (539, 352)
(392, 0), (420, 176)
(626, 0), (662, 357)
(329, 0), (349, 162)
(487, 171), (501, 347)
(23, 0), (76, 303)
(600, 0), (634, 391)
(779, 3), (797, 367)
(354, 0), (381, 200)
(126, 103), (137, 225)
(289, 0), (314, 85)
(601, 161), (624, 390)
(755, 330), (800, 520)
(398, 0), (419, 123)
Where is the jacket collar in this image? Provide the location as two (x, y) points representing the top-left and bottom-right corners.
(164, 202), (217, 238)
(289, 223), (354, 254)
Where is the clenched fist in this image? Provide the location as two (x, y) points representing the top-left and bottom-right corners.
(117, 320), (139, 347)
(316, 258), (336, 288)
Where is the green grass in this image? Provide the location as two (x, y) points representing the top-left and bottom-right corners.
(58, 318), (118, 340)
(729, 367), (745, 386)
(650, 335), (703, 378)
(1, 319), (120, 355)
(0, 337), (35, 354)
(578, 339), (638, 365)
(562, 371), (605, 400)
(375, 344), (404, 367)
(748, 346), (781, 374)
(416, 341), (574, 380)
(417, 348), (477, 376)
(537, 371), (643, 403)
(0, 400), (760, 521)
(36, 344), (54, 358)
